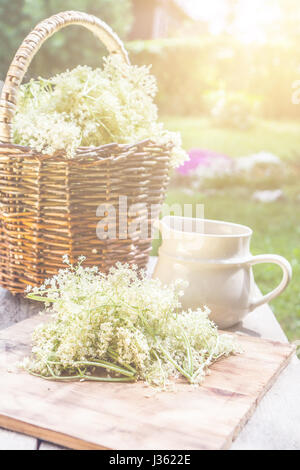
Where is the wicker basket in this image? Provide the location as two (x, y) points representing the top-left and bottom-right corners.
(0, 11), (171, 294)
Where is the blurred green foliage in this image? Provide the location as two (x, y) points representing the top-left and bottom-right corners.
(204, 90), (259, 130)
(128, 37), (300, 119)
(0, 0), (133, 80)
(1, 2), (300, 121)
(162, 116), (300, 159)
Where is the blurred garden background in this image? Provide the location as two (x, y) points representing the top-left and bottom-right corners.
(1, 0), (300, 342)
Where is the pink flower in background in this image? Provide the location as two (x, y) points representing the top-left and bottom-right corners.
(177, 149), (232, 176)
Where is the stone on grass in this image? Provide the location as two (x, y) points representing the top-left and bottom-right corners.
(252, 189), (284, 203)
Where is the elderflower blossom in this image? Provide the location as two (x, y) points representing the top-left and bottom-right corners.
(13, 56), (188, 168)
(22, 258), (240, 387)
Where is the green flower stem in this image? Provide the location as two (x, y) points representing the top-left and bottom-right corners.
(191, 337), (222, 382)
(180, 327), (194, 376)
(152, 349), (167, 385)
(138, 310), (194, 382)
(191, 366), (204, 383)
(158, 346), (193, 384)
(27, 294), (56, 303)
(47, 360), (135, 378)
(107, 350), (137, 374)
(46, 362), (56, 378)
(27, 369), (135, 382)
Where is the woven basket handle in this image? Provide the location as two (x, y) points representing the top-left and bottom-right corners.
(0, 10), (130, 143)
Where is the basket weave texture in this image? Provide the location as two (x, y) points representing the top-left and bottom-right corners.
(0, 11), (171, 293)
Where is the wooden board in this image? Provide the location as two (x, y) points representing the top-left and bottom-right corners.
(0, 315), (295, 450)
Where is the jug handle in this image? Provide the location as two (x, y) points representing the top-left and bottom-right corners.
(248, 254), (292, 311)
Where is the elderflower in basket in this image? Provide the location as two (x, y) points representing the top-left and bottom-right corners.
(0, 11), (188, 294)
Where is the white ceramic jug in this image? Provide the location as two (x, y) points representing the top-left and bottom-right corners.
(153, 216), (292, 328)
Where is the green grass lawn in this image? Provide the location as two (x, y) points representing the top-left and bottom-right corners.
(162, 116), (300, 159)
(153, 117), (300, 344)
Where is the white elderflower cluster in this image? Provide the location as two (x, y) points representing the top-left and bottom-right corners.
(23, 258), (239, 387)
(13, 56), (188, 168)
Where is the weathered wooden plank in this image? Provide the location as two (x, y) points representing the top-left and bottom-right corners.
(232, 357), (300, 450)
(0, 428), (37, 450)
(39, 441), (66, 450)
(0, 259), (298, 450)
(0, 287), (39, 331)
(0, 314), (295, 450)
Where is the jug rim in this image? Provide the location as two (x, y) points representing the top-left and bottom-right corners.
(160, 216), (253, 238)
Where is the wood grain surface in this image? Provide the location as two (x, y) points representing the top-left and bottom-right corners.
(0, 315), (295, 450)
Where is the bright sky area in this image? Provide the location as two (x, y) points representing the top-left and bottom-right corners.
(179, 0), (282, 43)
